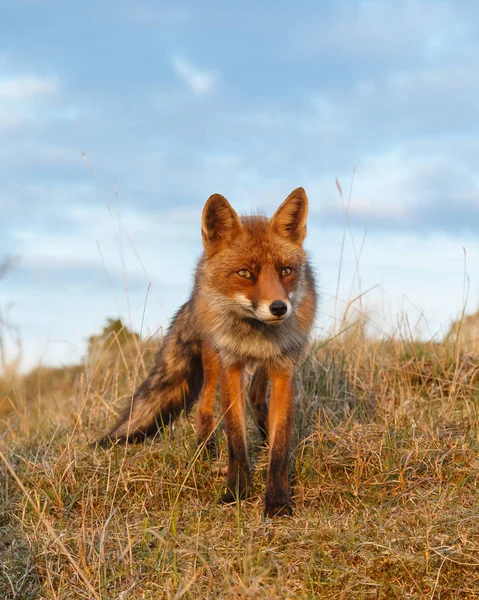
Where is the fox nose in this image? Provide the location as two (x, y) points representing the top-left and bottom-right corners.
(269, 300), (288, 317)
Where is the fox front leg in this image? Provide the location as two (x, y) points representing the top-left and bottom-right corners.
(196, 342), (221, 458)
(219, 365), (251, 503)
(264, 366), (294, 517)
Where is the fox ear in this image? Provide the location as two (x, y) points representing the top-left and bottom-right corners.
(202, 193), (242, 255)
(270, 187), (309, 245)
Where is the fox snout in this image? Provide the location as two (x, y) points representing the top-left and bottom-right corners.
(269, 300), (288, 317)
(252, 297), (292, 323)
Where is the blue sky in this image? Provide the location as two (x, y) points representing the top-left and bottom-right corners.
(1, 0), (478, 370)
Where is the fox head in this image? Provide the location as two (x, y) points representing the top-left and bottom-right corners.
(200, 188), (309, 325)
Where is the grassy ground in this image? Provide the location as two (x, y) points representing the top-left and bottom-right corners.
(1, 330), (479, 599)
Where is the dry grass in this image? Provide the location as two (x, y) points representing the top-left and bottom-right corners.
(1, 329), (479, 599)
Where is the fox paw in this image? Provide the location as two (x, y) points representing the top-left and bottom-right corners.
(264, 496), (293, 518)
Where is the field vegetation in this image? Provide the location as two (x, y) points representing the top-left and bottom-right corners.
(1, 306), (479, 599)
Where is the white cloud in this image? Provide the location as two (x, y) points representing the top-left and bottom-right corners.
(291, 0), (469, 61)
(10, 200), (201, 288)
(308, 223), (479, 343)
(172, 56), (216, 95)
(3, 172), (479, 372)
(0, 75), (60, 100)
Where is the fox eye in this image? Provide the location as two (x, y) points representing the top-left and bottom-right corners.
(237, 269), (252, 279)
(281, 267), (292, 277)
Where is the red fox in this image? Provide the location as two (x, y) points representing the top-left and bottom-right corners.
(98, 187), (317, 517)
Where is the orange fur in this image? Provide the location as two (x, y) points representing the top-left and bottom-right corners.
(97, 187), (317, 517)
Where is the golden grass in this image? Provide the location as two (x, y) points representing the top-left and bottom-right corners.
(1, 329), (479, 599)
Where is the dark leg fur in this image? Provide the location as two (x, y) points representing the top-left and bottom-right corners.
(248, 366), (269, 442)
